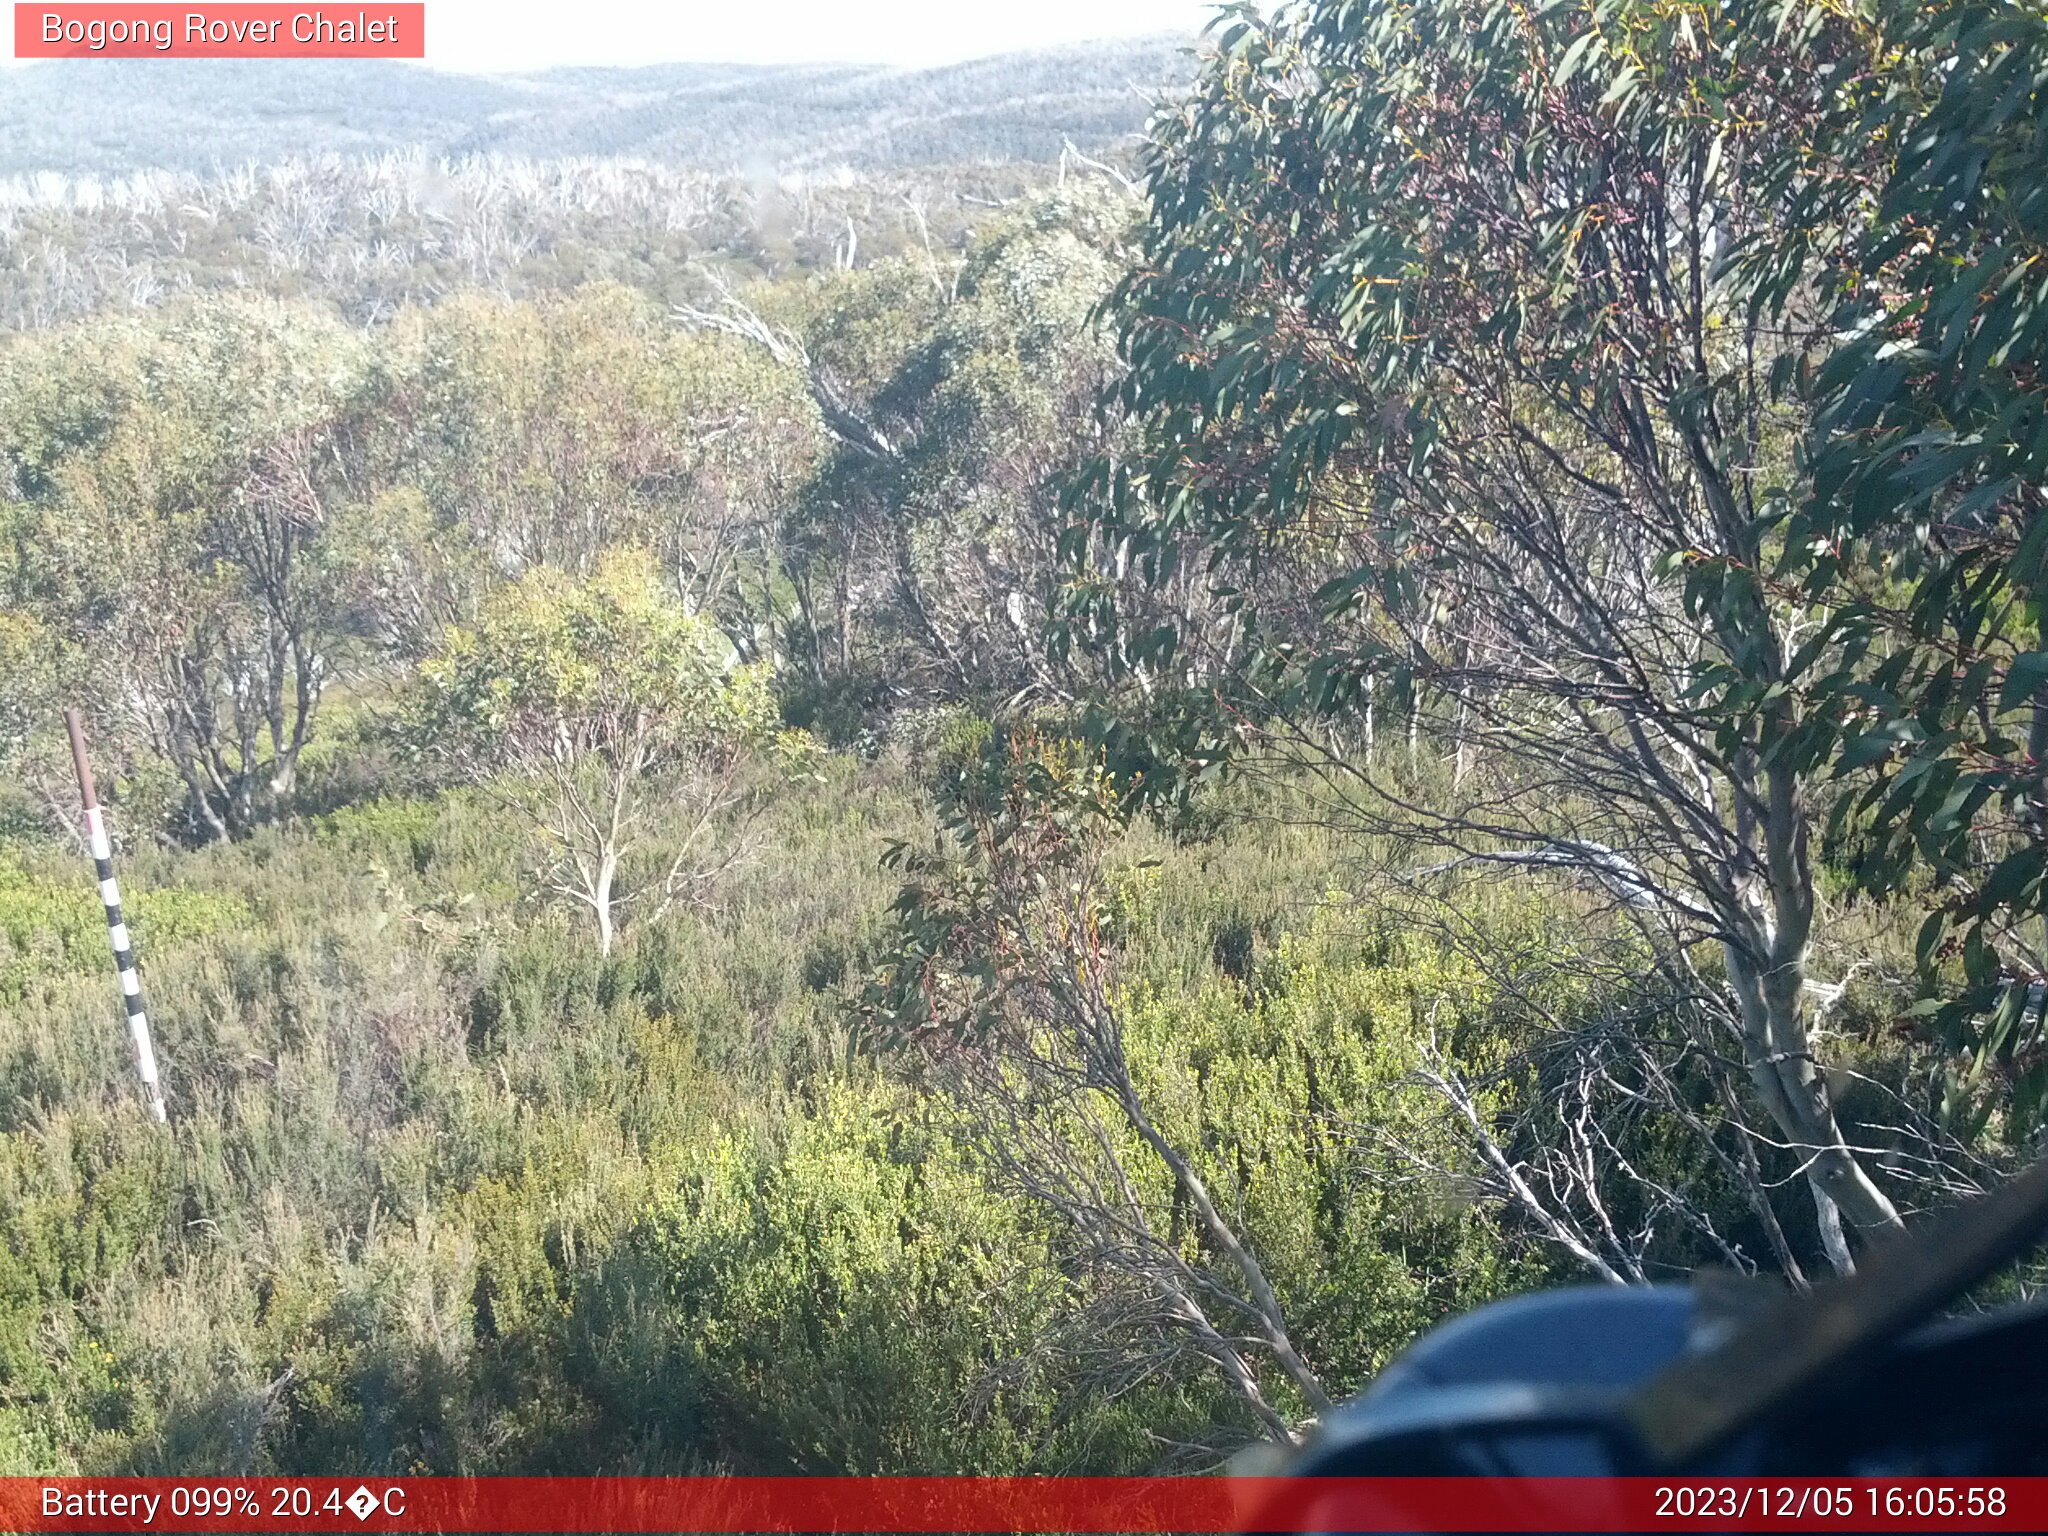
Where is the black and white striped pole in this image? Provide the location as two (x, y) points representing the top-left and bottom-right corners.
(64, 708), (168, 1124)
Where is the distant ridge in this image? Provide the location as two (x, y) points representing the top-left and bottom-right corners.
(0, 38), (1197, 176)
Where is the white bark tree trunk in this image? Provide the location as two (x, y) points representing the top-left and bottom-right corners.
(591, 848), (618, 957)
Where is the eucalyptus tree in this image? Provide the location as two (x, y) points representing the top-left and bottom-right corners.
(879, 191), (1132, 705)
(407, 550), (778, 956)
(0, 296), (373, 840)
(367, 284), (823, 660)
(866, 734), (1331, 1442)
(1071, 0), (1912, 1268)
(0, 605), (65, 823)
(1773, 2), (2048, 1142)
(683, 188), (1135, 719)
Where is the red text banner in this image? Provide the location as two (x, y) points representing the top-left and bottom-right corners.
(2, 1477), (2042, 1533)
(14, 5), (425, 58)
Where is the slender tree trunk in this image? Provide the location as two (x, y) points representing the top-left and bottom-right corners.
(1811, 1186), (1855, 1276)
(1163, 1290), (1298, 1443)
(1723, 937), (1902, 1266)
(1115, 1073), (1332, 1414)
(169, 747), (233, 844)
(1715, 735), (1906, 1271)
(592, 850), (617, 957)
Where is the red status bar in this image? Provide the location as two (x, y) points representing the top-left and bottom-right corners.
(4, 1477), (2041, 1533)
(14, 5), (424, 59)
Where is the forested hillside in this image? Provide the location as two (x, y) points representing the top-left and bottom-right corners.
(0, 39), (1191, 176)
(5, 0), (2048, 1479)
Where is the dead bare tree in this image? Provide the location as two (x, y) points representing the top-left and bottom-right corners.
(1378, 999), (1816, 1292)
(675, 273), (902, 467)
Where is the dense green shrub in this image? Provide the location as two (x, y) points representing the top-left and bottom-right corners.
(0, 735), (1628, 1475)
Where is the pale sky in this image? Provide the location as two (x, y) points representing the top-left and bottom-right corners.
(429, 0), (1216, 71)
(4, 0), (1220, 71)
